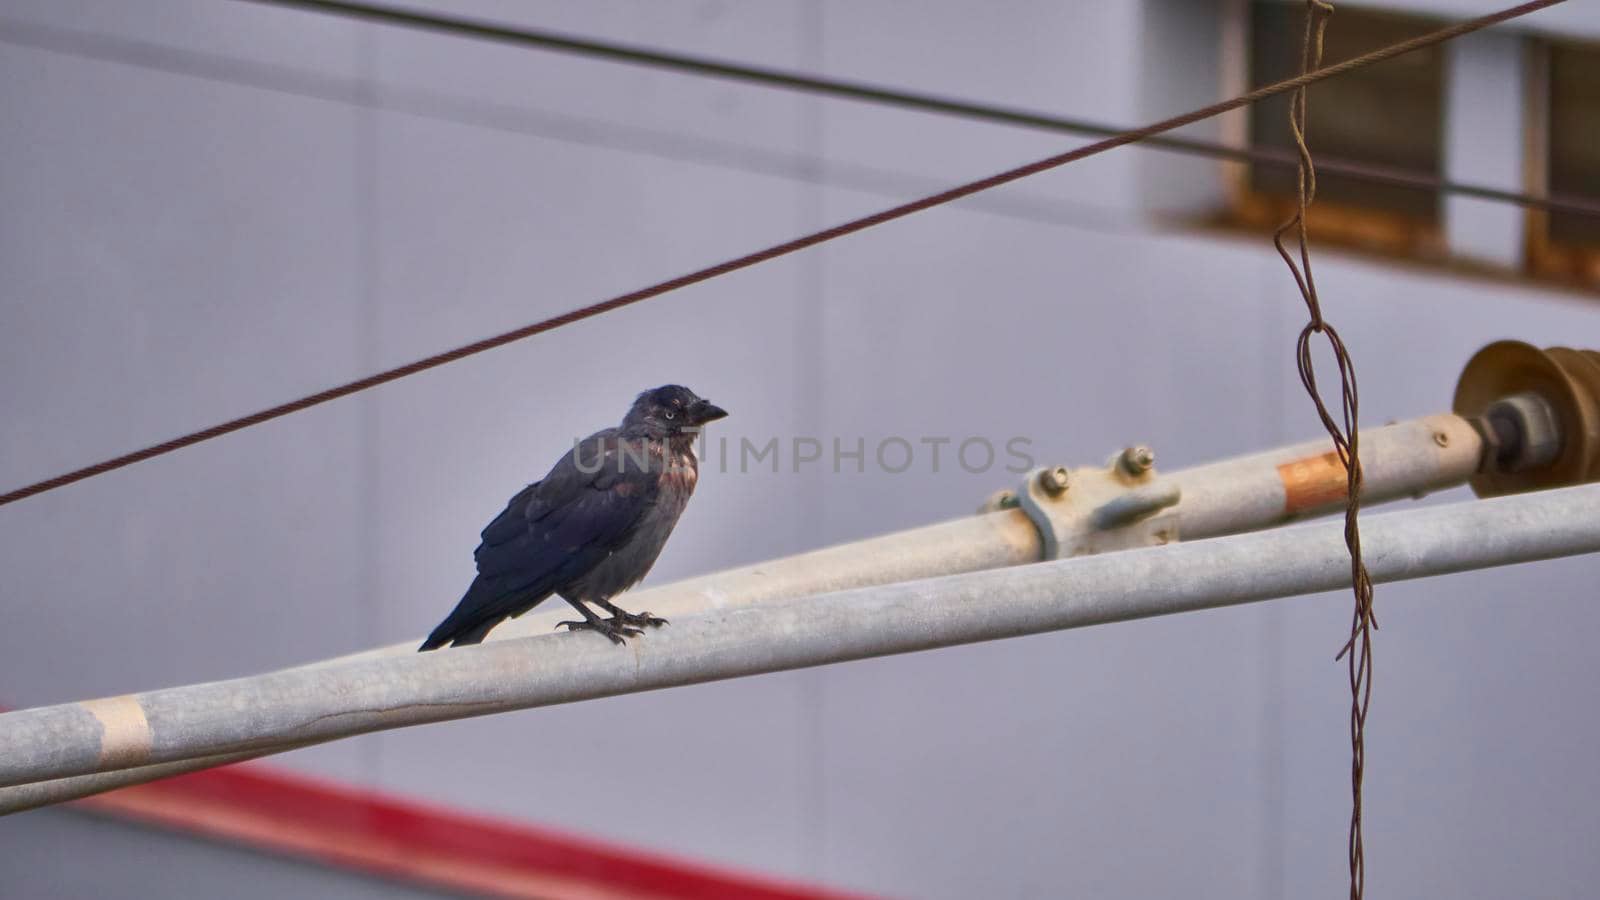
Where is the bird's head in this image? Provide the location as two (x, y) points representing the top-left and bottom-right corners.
(622, 385), (728, 438)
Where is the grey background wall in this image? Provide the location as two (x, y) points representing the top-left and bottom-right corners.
(1, 1), (1597, 897)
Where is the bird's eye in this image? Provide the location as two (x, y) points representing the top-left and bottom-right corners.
(664, 411), (676, 420)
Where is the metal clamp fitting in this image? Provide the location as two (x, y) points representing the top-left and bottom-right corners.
(1009, 447), (1182, 560)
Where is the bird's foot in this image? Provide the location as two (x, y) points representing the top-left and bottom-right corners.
(555, 618), (642, 645)
(611, 610), (669, 629)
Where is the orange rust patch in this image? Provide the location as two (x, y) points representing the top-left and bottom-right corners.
(1278, 451), (1349, 513)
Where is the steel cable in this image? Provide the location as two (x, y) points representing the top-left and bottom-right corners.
(0, 0), (1565, 508)
(239, 0), (1600, 218)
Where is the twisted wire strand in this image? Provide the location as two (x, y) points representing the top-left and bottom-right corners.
(1268, 2), (1380, 896)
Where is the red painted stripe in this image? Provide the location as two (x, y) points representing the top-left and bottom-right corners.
(60, 762), (871, 900)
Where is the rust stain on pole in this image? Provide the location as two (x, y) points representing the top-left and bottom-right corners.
(81, 696), (153, 770)
(1278, 451), (1350, 513)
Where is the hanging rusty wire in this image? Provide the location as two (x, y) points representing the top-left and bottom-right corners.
(1270, 2), (1378, 897)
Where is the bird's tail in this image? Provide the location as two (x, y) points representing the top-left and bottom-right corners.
(418, 618), (496, 651)
(417, 627), (454, 652)
(419, 577), (506, 651)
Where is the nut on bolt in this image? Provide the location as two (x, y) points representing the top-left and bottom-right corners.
(1120, 445), (1155, 476)
(1038, 466), (1071, 495)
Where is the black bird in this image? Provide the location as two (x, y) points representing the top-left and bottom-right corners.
(419, 385), (727, 651)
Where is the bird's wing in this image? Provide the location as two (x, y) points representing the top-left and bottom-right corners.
(477, 428), (616, 549)
(478, 481), (541, 547)
(472, 429), (660, 592)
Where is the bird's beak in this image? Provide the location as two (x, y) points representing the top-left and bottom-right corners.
(690, 399), (728, 424)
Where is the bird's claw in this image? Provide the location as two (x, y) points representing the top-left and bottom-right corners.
(614, 610), (669, 629)
(555, 619), (641, 645)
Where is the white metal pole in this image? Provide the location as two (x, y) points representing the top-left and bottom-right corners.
(1, 482), (1594, 808)
(333, 414), (1483, 660)
(0, 414), (1490, 813)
